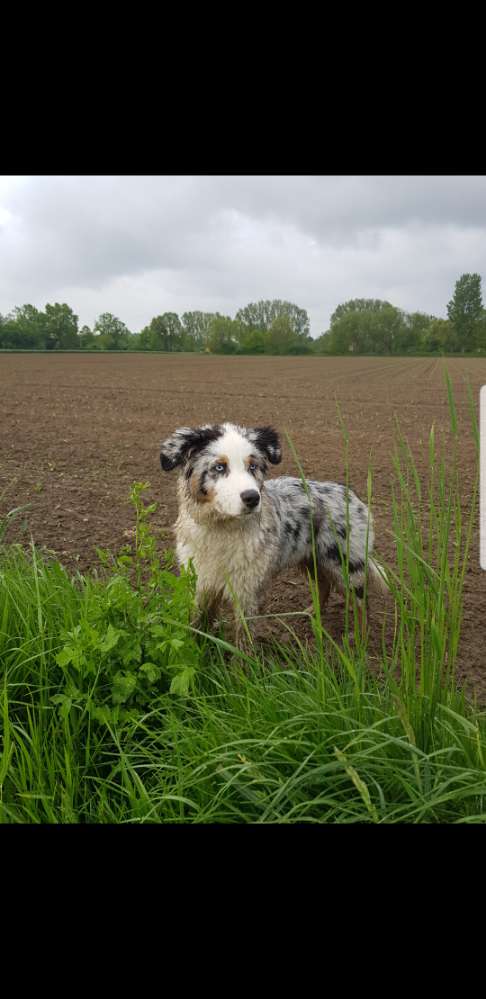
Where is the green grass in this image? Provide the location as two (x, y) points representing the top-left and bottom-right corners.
(1, 376), (485, 823)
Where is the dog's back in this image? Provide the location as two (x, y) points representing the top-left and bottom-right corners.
(264, 476), (386, 597)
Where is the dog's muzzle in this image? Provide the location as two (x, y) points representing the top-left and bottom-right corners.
(240, 489), (260, 510)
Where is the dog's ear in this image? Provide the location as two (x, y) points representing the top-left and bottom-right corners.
(160, 425), (222, 471)
(248, 426), (282, 465)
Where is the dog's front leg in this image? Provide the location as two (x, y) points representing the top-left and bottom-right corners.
(191, 583), (222, 634)
(229, 595), (261, 654)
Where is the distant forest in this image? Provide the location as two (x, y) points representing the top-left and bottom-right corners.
(1, 274), (485, 356)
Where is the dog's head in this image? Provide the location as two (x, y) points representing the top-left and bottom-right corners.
(160, 422), (281, 518)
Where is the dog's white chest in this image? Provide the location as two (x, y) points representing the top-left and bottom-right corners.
(176, 511), (271, 596)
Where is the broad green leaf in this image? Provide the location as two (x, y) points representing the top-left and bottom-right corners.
(140, 662), (162, 683)
(170, 667), (196, 696)
(99, 624), (124, 653)
(112, 671), (137, 705)
(56, 647), (74, 667)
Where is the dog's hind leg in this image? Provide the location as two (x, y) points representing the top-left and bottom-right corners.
(353, 586), (369, 640)
(332, 574), (369, 641)
(303, 569), (332, 617)
(318, 574), (331, 609)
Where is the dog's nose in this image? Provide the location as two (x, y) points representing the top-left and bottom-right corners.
(240, 489), (260, 509)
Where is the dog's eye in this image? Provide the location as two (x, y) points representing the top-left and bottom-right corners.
(214, 463), (226, 473)
(249, 463), (258, 472)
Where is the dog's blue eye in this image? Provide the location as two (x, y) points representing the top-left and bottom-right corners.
(214, 463), (226, 473)
(249, 463), (257, 472)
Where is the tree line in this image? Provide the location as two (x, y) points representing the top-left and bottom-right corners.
(0, 300), (313, 354)
(1, 275), (485, 355)
(315, 274), (486, 355)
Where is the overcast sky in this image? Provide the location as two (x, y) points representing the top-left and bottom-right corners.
(1, 175), (485, 338)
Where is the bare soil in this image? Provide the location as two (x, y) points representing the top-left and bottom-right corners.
(1, 353), (485, 698)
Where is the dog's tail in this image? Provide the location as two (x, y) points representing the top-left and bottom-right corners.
(367, 557), (389, 597)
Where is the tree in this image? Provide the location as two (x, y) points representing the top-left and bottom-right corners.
(477, 310), (486, 352)
(422, 318), (452, 353)
(330, 299), (394, 326)
(181, 312), (219, 350)
(447, 274), (483, 351)
(236, 300), (310, 338)
(265, 315), (297, 354)
(159, 312), (183, 351)
(79, 325), (98, 350)
(94, 313), (131, 350)
(126, 333), (142, 351)
(288, 335), (313, 354)
(237, 325), (266, 354)
(1, 303), (79, 350)
(138, 313), (184, 351)
(323, 299), (406, 354)
(325, 312), (364, 354)
(0, 314), (21, 348)
(396, 312), (434, 354)
(375, 305), (407, 354)
(139, 316), (167, 351)
(323, 303), (406, 355)
(9, 305), (47, 348)
(313, 331), (333, 354)
(43, 302), (79, 349)
(207, 316), (239, 353)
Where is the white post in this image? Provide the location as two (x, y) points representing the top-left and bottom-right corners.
(481, 386), (486, 569)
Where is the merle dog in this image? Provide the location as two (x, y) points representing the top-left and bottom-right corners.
(160, 422), (387, 647)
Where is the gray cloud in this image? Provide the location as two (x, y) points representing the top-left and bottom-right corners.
(1, 176), (486, 336)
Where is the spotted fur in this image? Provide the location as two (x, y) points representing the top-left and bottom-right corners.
(160, 422), (388, 646)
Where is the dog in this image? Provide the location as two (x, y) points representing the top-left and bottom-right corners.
(160, 422), (387, 647)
